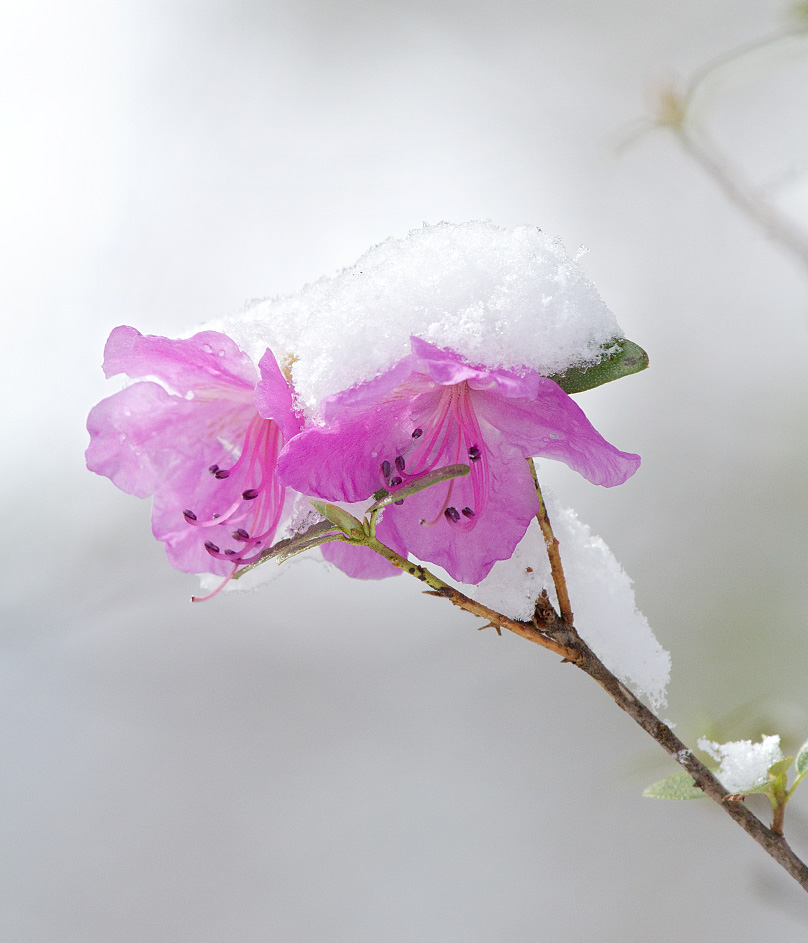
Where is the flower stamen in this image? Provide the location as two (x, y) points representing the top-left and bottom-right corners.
(382, 382), (490, 532)
(188, 415), (286, 600)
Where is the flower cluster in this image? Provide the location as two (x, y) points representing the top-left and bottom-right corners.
(87, 328), (640, 594)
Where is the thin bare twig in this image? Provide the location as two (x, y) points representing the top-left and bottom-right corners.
(565, 629), (808, 890)
(675, 126), (808, 272)
(527, 458), (574, 626)
(368, 465), (808, 892)
(640, 26), (808, 272)
(526, 463), (808, 886)
(362, 534), (581, 662)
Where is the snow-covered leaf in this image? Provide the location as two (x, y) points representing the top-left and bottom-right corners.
(549, 338), (648, 395)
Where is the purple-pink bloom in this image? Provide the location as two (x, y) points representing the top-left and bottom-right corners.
(277, 337), (640, 584)
(86, 326), (302, 597)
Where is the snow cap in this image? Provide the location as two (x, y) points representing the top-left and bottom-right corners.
(228, 221), (624, 417)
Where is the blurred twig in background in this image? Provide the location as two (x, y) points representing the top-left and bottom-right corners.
(623, 3), (808, 273)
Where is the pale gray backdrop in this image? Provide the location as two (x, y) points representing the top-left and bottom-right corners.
(2, 0), (808, 939)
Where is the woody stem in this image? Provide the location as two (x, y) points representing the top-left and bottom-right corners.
(527, 458), (574, 626)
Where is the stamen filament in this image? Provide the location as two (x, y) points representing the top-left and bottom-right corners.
(186, 415), (286, 588)
(384, 382), (490, 532)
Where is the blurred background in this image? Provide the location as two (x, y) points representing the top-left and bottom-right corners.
(3, 0), (808, 939)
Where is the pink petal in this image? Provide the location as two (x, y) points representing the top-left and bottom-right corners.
(102, 325), (257, 395)
(319, 353), (420, 422)
(320, 541), (402, 580)
(86, 382), (251, 498)
(278, 398), (413, 502)
(473, 380), (641, 487)
(254, 348), (304, 442)
(382, 437), (540, 584)
(410, 336), (542, 398)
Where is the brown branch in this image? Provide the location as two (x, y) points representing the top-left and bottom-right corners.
(523, 467), (808, 888)
(364, 534), (581, 662)
(773, 802), (787, 837)
(409, 550), (808, 887)
(563, 629), (808, 889)
(528, 458), (574, 626)
(362, 491), (808, 890)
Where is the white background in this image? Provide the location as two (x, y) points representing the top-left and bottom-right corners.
(2, 0), (808, 939)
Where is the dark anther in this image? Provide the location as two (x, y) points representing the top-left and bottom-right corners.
(412, 428), (423, 438)
(242, 488), (260, 500)
(232, 528), (250, 541)
(390, 476), (403, 487)
(381, 459), (391, 480)
(444, 506), (461, 523)
(224, 549), (236, 555)
(208, 464), (220, 474)
(212, 513), (220, 519)
(214, 468), (230, 479)
(395, 455), (406, 472)
(183, 509), (198, 521)
(461, 507), (475, 518)
(468, 445), (481, 462)
(204, 540), (220, 554)
(394, 499), (404, 506)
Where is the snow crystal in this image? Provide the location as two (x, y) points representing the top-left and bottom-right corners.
(226, 221), (623, 416)
(697, 735), (783, 793)
(474, 492), (670, 711)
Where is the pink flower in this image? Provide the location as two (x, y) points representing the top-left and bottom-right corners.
(86, 326), (302, 596)
(277, 337), (641, 584)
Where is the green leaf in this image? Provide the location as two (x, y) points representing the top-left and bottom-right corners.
(768, 756), (794, 779)
(309, 500), (364, 537)
(741, 781), (772, 796)
(643, 773), (705, 800)
(795, 738), (808, 777)
(231, 520), (340, 579)
(549, 338), (649, 395)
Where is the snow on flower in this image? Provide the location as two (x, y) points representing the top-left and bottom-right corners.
(226, 221), (625, 417)
(277, 336), (640, 585)
(697, 735), (783, 794)
(86, 325), (302, 598)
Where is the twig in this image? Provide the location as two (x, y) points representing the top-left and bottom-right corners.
(675, 126), (808, 272)
(528, 458), (573, 626)
(640, 26), (808, 272)
(565, 629), (808, 889)
(365, 466), (808, 891)
(524, 460), (808, 887)
(362, 534), (581, 663)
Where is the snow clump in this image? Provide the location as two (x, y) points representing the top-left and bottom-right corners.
(227, 220), (624, 417)
(697, 735), (783, 793)
(472, 491), (670, 712)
